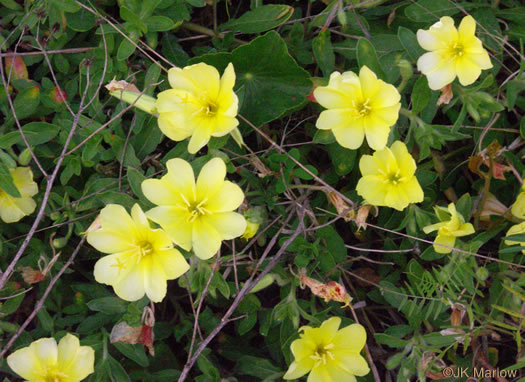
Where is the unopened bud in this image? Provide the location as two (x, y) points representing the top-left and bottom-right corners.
(53, 237), (68, 249)
(18, 148), (32, 166)
(397, 59), (413, 82)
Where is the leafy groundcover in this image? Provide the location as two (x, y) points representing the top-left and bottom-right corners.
(0, 0), (524, 381)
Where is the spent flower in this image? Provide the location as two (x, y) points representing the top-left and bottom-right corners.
(356, 141), (424, 211)
(142, 157), (246, 260)
(7, 333), (94, 382)
(156, 62), (239, 154)
(87, 204), (190, 302)
(417, 15), (493, 90)
(284, 317), (369, 381)
(423, 203), (475, 254)
(314, 65), (401, 151)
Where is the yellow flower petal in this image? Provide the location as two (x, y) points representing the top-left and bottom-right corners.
(196, 157), (226, 200)
(168, 67), (197, 93)
(0, 167), (38, 223)
(31, 337), (58, 366)
(218, 63), (236, 106)
(399, 177), (424, 204)
(434, 233), (456, 254)
(385, 186), (410, 211)
(316, 109), (355, 131)
(210, 115), (239, 137)
(146, 207), (193, 251)
(416, 29), (442, 51)
(64, 345), (95, 381)
(391, 140), (416, 177)
(456, 57), (483, 86)
(7, 346), (43, 380)
(157, 248), (190, 280)
(87, 231), (131, 253)
(142, 255), (168, 303)
(283, 359), (314, 380)
(158, 112), (194, 141)
(458, 15), (476, 39)
(363, 117), (391, 151)
(188, 125), (212, 154)
(332, 352), (370, 377)
(356, 176), (388, 206)
(113, 264), (146, 301)
(205, 212), (247, 240)
(358, 65), (380, 99)
(332, 122), (365, 150)
(205, 181), (245, 213)
(98, 204), (136, 236)
(505, 222), (525, 252)
(511, 192), (525, 219)
(183, 62), (221, 100)
(192, 218), (222, 259)
(313, 86), (349, 109)
(319, 316), (342, 341)
(308, 365), (331, 382)
(332, 323), (367, 353)
(165, 158), (196, 197)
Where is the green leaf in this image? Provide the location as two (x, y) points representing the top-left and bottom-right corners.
(37, 309), (54, 333)
(313, 130), (336, 145)
(87, 297), (128, 315)
(190, 31), (312, 127)
(12, 86), (40, 120)
(411, 76), (431, 114)
(0, 0), (22, 10)
(327, 143), (356, 176)
(140, 0), (163, 19)
(127, 167), (148, 202)
(0, 160), (20, 197)
(220, 5), (293, 34)
(404, 0), (463, 22)
(0, 122), (60, 149)
(145, 16), (175, 32)
(66, 7), (97, 32)
(50, 0), (80, 12)
(117, 39), (137, 61)
(398, 26), (425, 63)
(312, 29), (335, 77)
(237, 356), (283, 380)
(113, 343), (149, 367)
(356, 38), (385, 80)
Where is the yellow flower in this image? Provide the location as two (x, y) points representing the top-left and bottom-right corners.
(356, 141), (424, 211)
(313, 65), (401, 151)
(417, 15), (493, 90)
(284, 317), (369, 382)
(504, 222), (525, 254)
(87, 204), (189, 302)
(7, 333), (94, 382)
(156, 62), (239, 154)
(242, 220), (259, 240)
(0, 167), (38, 223)
(511, 184), (525, 219)
(423, 203), (475, 254)
(142, 157), (246, 260)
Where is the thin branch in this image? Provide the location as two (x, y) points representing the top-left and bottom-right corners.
(0, 47), (97, 57)
(0, 237), (86, 357)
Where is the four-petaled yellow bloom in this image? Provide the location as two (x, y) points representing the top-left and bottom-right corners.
(7, 333), (94, 382)
(505, 222), (525, 254)
(87, 204), (190, 302)
(356, 141), (424, 211)
(142, 157), (247, 260)
(284, 317), (369, 382)
(423, 203), (475, 254)
(0, 167), (38, 223)
(156, 62), (239, 154)
(417, 15), (493, 90)
(314, 65), (401, 151)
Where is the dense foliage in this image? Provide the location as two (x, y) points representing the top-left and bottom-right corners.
(0, 0), (524, 381)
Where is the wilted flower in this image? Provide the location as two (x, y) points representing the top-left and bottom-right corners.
(283, 317), (369, 381)
(297, 268), (352, 307)
(356, 141), (424, 211)
(7, 333), (94, 382)
(87, 204), (190, 302)
(417, 15), (493, 90)
(505, 222), (525, 254)
(142, 157), (246, 260)
(0, 167), (38, 223)
(314, 65), (401, 151)
(156, 62), (239, 154)
(423, 203), (475, 254)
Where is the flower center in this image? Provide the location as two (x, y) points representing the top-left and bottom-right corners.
(451, 42), (464, 57)
(138, 241), (154, 256)
(353, 98), (372, 118)
(310, 343), (335, 367)
(178, 192), (212, 222)
(205, 101), (218, 116)
(43, 368), (68, 382)
(378, 168), (406, 185)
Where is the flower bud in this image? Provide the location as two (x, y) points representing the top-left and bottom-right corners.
(18, 148), (32, 166)
(110, 89), (157, 115)
(397, 59), (413, 82)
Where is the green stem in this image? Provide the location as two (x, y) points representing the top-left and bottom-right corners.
(474, 157), (493, 229)
(181, 22), (245, 45)
(400, 107), (425, 128)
